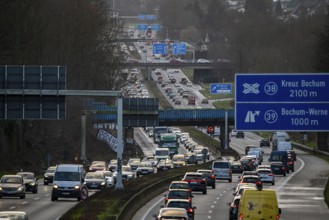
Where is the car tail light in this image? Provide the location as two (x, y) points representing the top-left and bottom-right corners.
(281, 167), (285, 171)
(268, 174), (273, 176)
(188, 197), (191, 203)
(210, 175), (215, 179)
(276, 214), (280, 219)
(187, 208), (194, 213)
(256, 181), (262, 185)
(239, 213), (244, 220)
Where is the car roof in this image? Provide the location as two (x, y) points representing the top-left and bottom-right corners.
(242, 175), (260, 178)
(197, 169), (212, 173)
(159, 207), (188, 217)
(184, 172), (203, 176)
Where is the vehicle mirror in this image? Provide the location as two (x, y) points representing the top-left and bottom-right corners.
(163, 194), (167, 197)
(193, 206), (197, 209)
(81, 178), (84, 183)
(160, 205), (164, 208)
(152, 214), (157, 218)
(279, 208), (282, 215)
(227, 202), (231, 206)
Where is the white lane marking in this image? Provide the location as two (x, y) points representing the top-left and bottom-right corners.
(22, 201), (28, 204)
(208, 216), (212, 219)
(9, 206), (15, 210)
(276, 157), (305, 192)
(34, 197), (40, 200)
(142, 197), (163, 220)
(209, 210), (212, 213)
(211, 205), (215, 208)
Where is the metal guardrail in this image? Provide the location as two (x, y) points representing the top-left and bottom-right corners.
(292, 141), (329, 156)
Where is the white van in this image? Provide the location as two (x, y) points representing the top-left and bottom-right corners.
(272, 131), (290, 150)
(277, 141), (293, 151)
(154, 148), (170, 160)
(51, 164), (86, 201)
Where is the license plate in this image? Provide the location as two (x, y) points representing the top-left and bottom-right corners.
(62, 192), (70, 195)
(190, 182), (197, 184)
(274, 168), (279, 170)
(90, 184), (97, 187)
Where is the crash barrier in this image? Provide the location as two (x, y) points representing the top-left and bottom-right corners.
(292, 142), (329, 157)
(116, 162), (211, 220)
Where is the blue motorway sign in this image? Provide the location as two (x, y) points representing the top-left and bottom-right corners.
(235, 73), (329, 131)
(146, 14), (156, 20)
(138, 15), (146, 20)
(235, 103), (329, 131)
(137, 24), (148, 31)
(236, 73), (329, 102)
(210, 83), (232, 94)
(172, 43), (186, 55)
(153, 43), (167, 55)
(151, 24), (161, 31)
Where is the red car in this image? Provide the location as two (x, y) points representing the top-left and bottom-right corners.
(182, 172), (207, 194)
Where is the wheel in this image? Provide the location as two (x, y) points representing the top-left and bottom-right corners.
(77, 196), (81, 201)
(51, 196), (58, 201)
(229, 178), (232, 183)
(44, 182), (48, 185)
(283, 173), (286, 177)
(203, 189), (207, 194)
(292, 167), (295, 172)
(272, 181), (275, 186)
(0, 196), (2, 199)
(33, 189), (38, 194)
(20, 194), (25, 199)
(212, 184), (216, 189)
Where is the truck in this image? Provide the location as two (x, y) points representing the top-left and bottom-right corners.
(153, 126), (169, 143)
(159, 133), (179, 157)
(188, 96), (196, 105)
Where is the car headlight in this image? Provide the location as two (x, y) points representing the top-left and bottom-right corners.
(44, 174), (48, 178)
(53, 184), (58, 189)
(0, 186), (2, 191)
(128, 174), (133, 178)
(30, 182), (36, 186)
(101, 182), (106, 186)
(74, 185), (80, 190)
(18, 186), (24, 191)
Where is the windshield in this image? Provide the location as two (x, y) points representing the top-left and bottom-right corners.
(17, 173), (34, 179)
(1, 176), (21, 184)
(54, 172), (80, 181)
(161, 142), (177, 148)
(213, 162), (230, 168)
(156, 150), (169, 156)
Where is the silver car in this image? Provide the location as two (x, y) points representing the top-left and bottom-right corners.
(211, 161), (232, 182)
(257, 168), (275, 185)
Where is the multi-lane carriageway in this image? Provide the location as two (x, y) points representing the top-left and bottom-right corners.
(132, 130), (329, 220)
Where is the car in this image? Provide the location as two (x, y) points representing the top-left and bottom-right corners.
(239, 157), (255, 171)
(0, 175), (25, 199)
(169, 181), (192, 195)
(174, 98), (182, 105)
(231, 161), (243, 173)
(238, 171), (259, 181)
(211, 160), (232, 182)
(84, 172), (107, 190)
(201, 98), (209, 104)
(197, 58), (210, 63)
(108, 159), (117, 172)
(95, 170), (114, 187)
(148, 130), (154, 137)
(240, 175), (263, 190)
(135, 162), (155, 177)
(197, 169), (216, 189)
(228, 195), (241, 220)
(236, 131), (245, 138)
(260, 138), (271, 147)
(257, 168), (275, 185)
(256, 164), (271, 171)
(186, 81), (192, 87)
(44, 165), (56, 185)
(166, 199), (196, 220)
(233, 183), (257, 197)
(230, 129), (238, 137)
(157, 159), (174, 171)
(113, 165), (135, 183)
(16, 172), (38, 194)
(89, 161), (107, 172)
(287, 154), (295, 172)
(270, 161), (286, 176)
(287, 150), (297, 161)
(172, 154), (187, 168)
(164, 189), (193, 205)
(127, 158), (141, 171)
(182, 172), (207, 194)
(0, 211), (29, 220)
(143, 156), (158, 167)
(153, 207), (189, 220)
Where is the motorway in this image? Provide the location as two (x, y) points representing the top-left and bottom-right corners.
(133, 132), (329, 220)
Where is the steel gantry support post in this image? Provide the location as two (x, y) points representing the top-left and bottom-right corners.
(115, 97), (124, 190)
